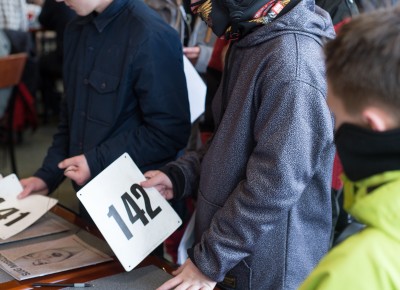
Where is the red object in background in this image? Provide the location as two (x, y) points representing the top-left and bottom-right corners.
(207, 38), (230, 72)
(5, 82), (38, 133)
(27, 12), (34, 21)
(334, 17), (352, 33)
(200, 131), (213, 144)
(331, 153), (344, 191)
(329, 17), (352, 191)
(14, 83), (38, 132)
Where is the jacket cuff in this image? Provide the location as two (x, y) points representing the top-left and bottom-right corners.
(159, 164), (185, 200)
(84, 149), (100, 179)
(187, 247), (198, 267)
(34, 170), (64, 194)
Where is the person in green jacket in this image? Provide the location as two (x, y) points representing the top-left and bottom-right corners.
(299, 4), (400, 290)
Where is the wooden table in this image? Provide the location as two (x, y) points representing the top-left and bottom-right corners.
(0, 205), (178, 290)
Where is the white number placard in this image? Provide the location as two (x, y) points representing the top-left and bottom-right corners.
(0, 174), (58, 240)
(77, 153), (182, 271)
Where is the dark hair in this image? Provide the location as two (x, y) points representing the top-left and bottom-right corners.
(324, 4), (400, 121)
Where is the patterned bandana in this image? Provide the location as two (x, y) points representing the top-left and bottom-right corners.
(191, 0), (293, 39)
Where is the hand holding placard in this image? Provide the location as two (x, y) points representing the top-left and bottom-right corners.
(77, 153), (182, 271)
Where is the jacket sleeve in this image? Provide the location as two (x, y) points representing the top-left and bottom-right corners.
(167, 143), (210, 199)
(84, 29), (191, 177)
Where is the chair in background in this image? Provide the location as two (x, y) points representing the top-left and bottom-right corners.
(0, 52), (28, 175)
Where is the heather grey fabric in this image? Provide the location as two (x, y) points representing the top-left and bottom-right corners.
(170, 0), (336, 289)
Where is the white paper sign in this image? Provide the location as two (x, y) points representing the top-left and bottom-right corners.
(0, 174), (58, 240)
(183, 55), (207, 123)
(77, 153), (182, 271)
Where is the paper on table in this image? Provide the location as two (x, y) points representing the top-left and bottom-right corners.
(0, 234), (112, 280)
(0, 174), (58, 240)
(0, 215), (69, 245)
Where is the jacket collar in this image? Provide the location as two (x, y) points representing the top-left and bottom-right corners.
(75, 0), (130, 32)
(343, 170), (400, 242)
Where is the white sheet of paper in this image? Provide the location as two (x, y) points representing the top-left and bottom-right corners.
(183, 55), (206, 123)
(77, 153), (182, 271)
(0, 174), (58, 240)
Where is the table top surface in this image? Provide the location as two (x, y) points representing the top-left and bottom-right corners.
(0, 205), (178, 290)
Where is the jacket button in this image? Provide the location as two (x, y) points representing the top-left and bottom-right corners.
(101, 82), (106, 89)
(83, 78), (89, 85)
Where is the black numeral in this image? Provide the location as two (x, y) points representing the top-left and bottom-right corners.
(107, 205), (133, 240)
(0, 203), (30, 226)
(0, 208), (19, 220)
(122, 192), (149, 226)
(5, 212), (30, 226)
(107, 183), (163, 240)
(130, 184), (162, 219)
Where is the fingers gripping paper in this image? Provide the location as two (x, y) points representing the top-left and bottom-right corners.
(0, 174), (58, 240)
(77, 153), (182, 271)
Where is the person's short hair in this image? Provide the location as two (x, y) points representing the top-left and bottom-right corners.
(324, 4), (400, 122)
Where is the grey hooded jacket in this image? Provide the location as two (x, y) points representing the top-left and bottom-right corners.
(171, 1), (336, 289)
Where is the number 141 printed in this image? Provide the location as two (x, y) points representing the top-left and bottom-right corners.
(0, 174), (58, 240)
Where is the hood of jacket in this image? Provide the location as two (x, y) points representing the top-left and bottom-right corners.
(236, 0), (335, 48)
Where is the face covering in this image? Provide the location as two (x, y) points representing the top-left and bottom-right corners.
(191, 0), (294, 39)
(334, 123), (400, 181)
(191, 0), (230, 37)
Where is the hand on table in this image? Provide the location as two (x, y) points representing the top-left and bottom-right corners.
(156, 258), (217, 290)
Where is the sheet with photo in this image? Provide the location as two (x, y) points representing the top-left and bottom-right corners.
(0, 234), (113, 281)
(0, 211), (82, 284)
(0, 267), (12, 282)
(0, 212), (114, 284)
(0, 214), (70, 245)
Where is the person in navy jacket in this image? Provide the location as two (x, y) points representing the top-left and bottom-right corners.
(18, 0), (191, 222)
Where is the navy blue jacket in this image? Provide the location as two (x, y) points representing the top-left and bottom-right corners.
(35, 0), (191, 192)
